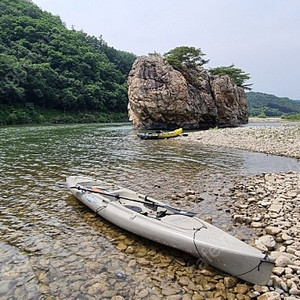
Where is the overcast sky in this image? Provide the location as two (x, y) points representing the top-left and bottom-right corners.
(32, 0), (300, 100)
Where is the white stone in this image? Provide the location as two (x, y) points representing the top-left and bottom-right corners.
(281, 233), (292, 240)
(251, 221), (263, 228)
(295, 251), (300, 257)
(254, 285), (269, 293)
(275, 255), (292, 267)
(270, 251), (293, 260)
(272, 267), (285, 276)
(255, 240), (268, 252)
(257, 291), (281, 300)
(287, 191), (297, 198)
(259, 200), (271, 207)
(257, 235), (276, 250)
(269, 204), (282, 213)
(290, 288), (300, 295)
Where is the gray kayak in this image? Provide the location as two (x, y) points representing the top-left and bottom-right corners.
(66, 176), (274, 285)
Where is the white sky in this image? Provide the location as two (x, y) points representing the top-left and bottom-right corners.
(32, 0), (300, 100)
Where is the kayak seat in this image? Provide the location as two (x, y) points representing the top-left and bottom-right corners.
(124, 205), (143, 213)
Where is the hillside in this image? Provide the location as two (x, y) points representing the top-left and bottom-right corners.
(0, 0), (136, 125)
(246, 92), (300, 117)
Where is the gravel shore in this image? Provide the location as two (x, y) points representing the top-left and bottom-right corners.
(228, 172), (300, 299)
(176, 120), (300, 299)
(178, 121), (300, 159)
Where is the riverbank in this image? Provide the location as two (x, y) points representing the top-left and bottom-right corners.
(176, 122), (300, 298)
(226, 171), (300, 299)
(178, 121), (300, 159)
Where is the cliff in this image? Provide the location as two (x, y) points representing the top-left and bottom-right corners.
(128, 55), (248, 129)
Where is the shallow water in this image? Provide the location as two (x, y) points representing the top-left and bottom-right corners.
(0, 123), (299, 298)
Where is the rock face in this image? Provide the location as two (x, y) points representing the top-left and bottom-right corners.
(211, 75), (248, 127)
(127, 55), (248, 129)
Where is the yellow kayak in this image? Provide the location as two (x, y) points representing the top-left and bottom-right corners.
(137, 128), (183, 140)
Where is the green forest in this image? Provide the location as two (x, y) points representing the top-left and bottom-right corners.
(0, 0), (136, 125)
(247, 92), (300, 119)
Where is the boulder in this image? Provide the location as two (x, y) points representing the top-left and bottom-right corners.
(128, 55), (248, 129)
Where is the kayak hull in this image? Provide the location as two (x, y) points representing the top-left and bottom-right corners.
(66, 176), (274, 285)
(137, 128), (183, 140)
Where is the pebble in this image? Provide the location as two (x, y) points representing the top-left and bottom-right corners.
(224, 276), (238, 288)
(256, 235), (276, 250)
(137, 288), (149, 298)
(276, 255), (292, 267)
(254, 285), (269, 293)
(112, 296), (125, 300)
(289, 288), (300, 295)
(272, 267), (285, 276)
(162, 286), (181, 296)
(251, 221), (263, 228)
(265, 226), (282, 236)
(116, 242), (127, 251)
(257, 291), (281, 300)
(259, 201), (271, 207)
(234, 284), (249, 294)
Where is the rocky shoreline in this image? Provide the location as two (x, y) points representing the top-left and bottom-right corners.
(178, 121), (300, 159)
(227, 172), (300, 299)
(174, 121), (300, 299)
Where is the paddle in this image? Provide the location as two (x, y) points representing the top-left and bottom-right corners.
(71, 185), (196, 217)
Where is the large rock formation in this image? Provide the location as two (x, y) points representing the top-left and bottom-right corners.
(127, 55), (248, 129)
(211, 75), (248, 127)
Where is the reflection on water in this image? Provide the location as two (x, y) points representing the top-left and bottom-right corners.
(0, 123), (299, 298)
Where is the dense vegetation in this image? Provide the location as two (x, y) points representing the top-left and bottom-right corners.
(0, 0), (136, 125)
(247, 92), (300, 118)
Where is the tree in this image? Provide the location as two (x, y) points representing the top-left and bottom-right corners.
(0, 0), (136, 116)
(0, 54), (26, 103)
(164, 46), (209, 71)
(209, 64), (252, 90)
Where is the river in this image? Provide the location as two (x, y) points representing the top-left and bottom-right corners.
(0, 123), (299, 299)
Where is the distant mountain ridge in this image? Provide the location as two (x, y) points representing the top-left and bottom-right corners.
(246, 92), (300, 117)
